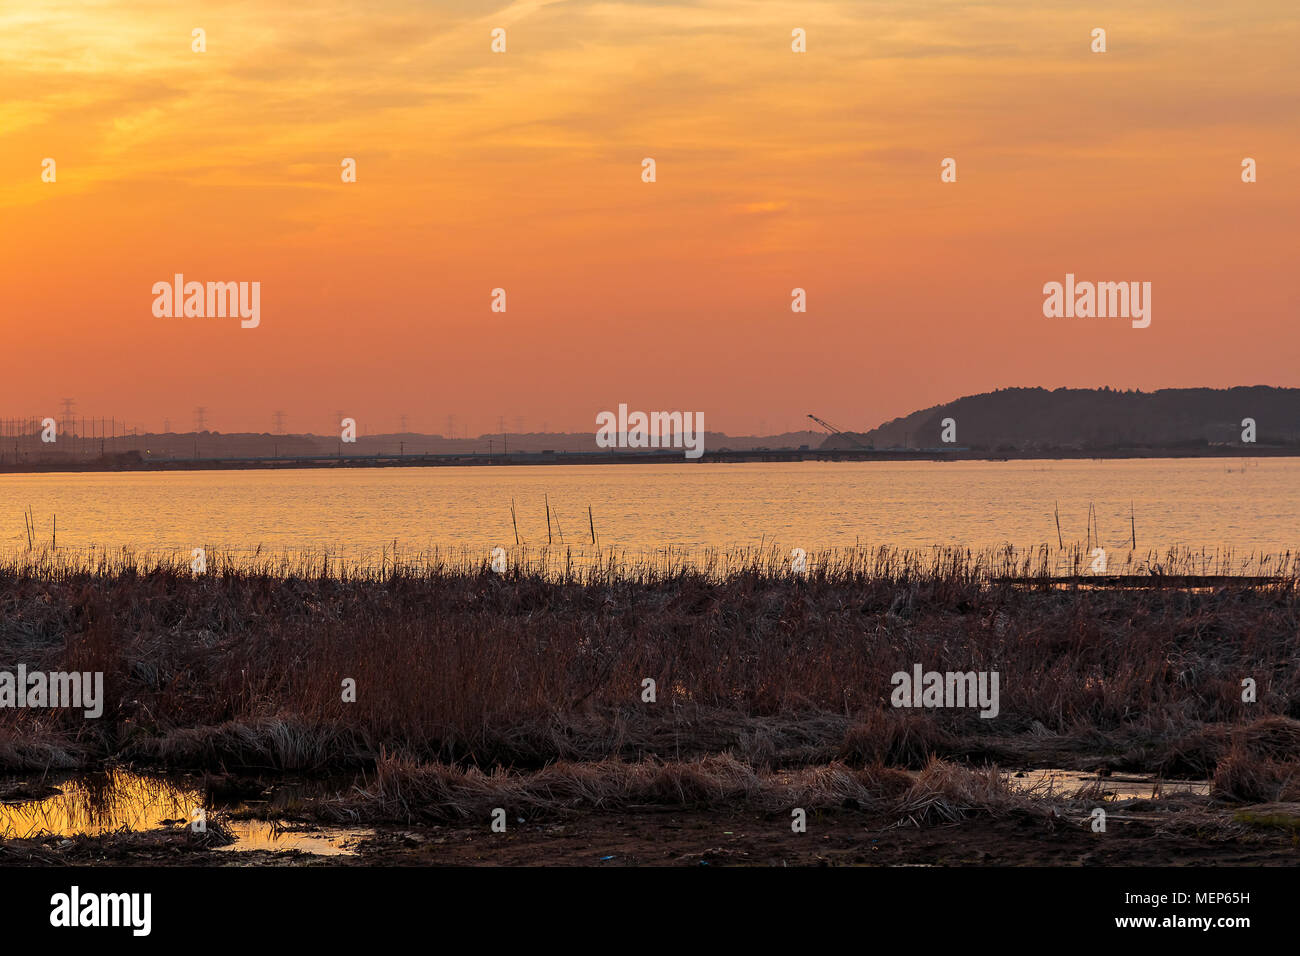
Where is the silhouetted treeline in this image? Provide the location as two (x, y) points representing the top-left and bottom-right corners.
(823, 387), (1300, 451)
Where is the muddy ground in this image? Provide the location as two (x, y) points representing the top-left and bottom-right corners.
(4, 803), (1297, 867)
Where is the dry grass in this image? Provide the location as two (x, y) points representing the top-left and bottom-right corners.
(332, 752), (1031, 826)
(0, 547), (1296, 791)
(1212, 749), (1300, 803)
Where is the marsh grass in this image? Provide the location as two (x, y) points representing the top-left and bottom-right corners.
(2, 540), (1295, 585)
(0, 545), (1296, 807)
(339, 752), (1025, 827)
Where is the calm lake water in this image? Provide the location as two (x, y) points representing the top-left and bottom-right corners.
(1, 459), (1295, 564)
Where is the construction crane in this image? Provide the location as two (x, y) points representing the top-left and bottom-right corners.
(807, 413), (871, 449)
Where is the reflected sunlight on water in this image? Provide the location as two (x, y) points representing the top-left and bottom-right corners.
(0, 459), (1295, 565)
(0, 771), (371, 856)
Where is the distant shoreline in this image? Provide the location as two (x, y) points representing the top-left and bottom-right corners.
(0, 445), (1292, 475)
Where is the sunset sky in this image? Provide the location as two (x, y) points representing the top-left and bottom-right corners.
(2, 0), (1297, 437)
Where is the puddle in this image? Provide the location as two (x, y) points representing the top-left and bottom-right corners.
(215, 820), (370, 855)
(1010, 769), (1210, 800)
(0, 769), (373, 856)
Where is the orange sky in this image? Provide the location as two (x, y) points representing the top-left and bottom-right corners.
(2, 0), (1297, 436)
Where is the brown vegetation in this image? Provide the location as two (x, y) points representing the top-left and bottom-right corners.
(0, 546), (1294, 794)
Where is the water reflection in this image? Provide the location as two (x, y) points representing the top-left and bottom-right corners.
(2, 459), (1296, 560)
(1010, 769), (1209, 800)
(0, 770), (371, 855)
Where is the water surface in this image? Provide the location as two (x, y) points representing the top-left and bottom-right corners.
(0, 771), (370, 855)
(1, 459), (1293, 563)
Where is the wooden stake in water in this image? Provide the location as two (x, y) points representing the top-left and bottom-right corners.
(588, 505), (596, 545)
(1130, 500), (1136, 548)
(1054, 501), (1063, 549)
(511, 498), (520, 545)
(545, 495), (552, 545)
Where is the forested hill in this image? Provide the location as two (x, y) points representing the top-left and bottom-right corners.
(822, 387), (1300, 451)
